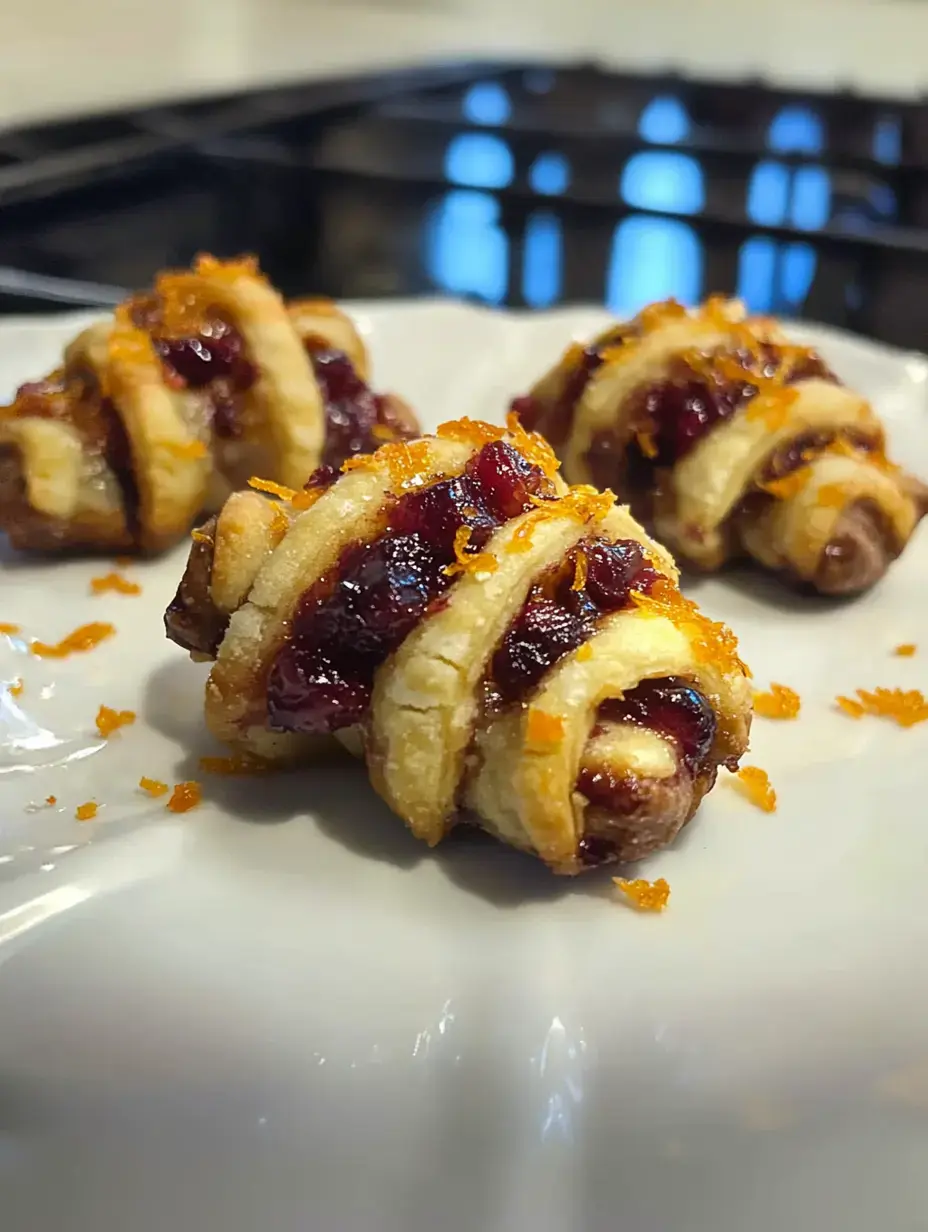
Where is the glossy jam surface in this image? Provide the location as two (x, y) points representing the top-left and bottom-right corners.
(576, 677), (716, 817)
(267, 441), (553, 734)
(490, 538), (660, 705)
(133, 294), (257, 440)
(308, 344), (418, 468)
(628, 347), (835, 465)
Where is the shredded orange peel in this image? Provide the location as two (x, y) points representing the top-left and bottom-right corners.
(75, 801), (98, 821)
(894, 644), (916, 657)
(90, 571), (141, 596)
(30, 623), (114, 658)
(614, 877), (671, 912)
(443, 525), (498, 577)
(526, 709), (565, 748)
(139, 777), (169, 797)
(752, 682), (801, 720)
(95, 705), (136, 738)
(632, 578), (748, 678)
(168, 781), (203, 813)
(836, 688), (928, 728)
(730, 766), (777, 812)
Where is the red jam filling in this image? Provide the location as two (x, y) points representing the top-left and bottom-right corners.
(626, 346), (836, 465)
(510, 330), (625, 444)
(306, 343), (418, 468)
(266, 441), (555, 735)
(576, 677), (716, 856)
(488, 538), (660, 706)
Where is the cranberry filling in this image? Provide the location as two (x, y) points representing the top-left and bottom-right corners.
(628, 346), (836, 466)
(510, 328), (628, 444)
(306, 343), (418, 469)
(577, 676), (716, 815)
(266, 440), (554, 735)
(489, 538), (660, 705)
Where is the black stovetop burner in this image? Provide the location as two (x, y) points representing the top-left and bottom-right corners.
(1, 60), (927, 349)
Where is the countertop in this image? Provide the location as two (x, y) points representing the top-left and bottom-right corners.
(2, 0), (928, 130)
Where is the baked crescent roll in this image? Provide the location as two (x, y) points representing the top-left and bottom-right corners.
(165, 417), (752, 874)
(0, 254), (417, 554)
(512, 298), (928, 596)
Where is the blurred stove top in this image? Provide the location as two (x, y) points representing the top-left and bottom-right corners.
(1, 60), (927, 350)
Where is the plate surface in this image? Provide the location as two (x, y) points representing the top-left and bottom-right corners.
(2, 302), (928, 1232)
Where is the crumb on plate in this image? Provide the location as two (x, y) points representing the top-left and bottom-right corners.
(95, 705), (136, 738)
(752, 682), (801, 720)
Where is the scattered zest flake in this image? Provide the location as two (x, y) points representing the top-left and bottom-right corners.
(526, 709), (565, 747)
(505, 411), (559, 478)
(632, 578), (748, 677)
(817, 483), (847, 509)
(614, 877), (671, 913)
(291, 485), (327, 512)
(75, 801), (98, 821)
(894, 644), (917, 657)
(759, 468), (812, 501)
(168, 781), (203, 813)
(90, 571), (141, 596)
(504, 514), (539, 555)
(9, 677), (23, 697)
(731, 766), (777, 812)
(443, 525), (498, 577)
(191, 528), (213, 546)
(752, 682), (801, 720)
(199, 753), (270, 776)
(164, 439), (208, 460)
(248, 476), (297, 501)
(270, 504), (290, 540)
(635, 429), (658, 459)
(835, 687), (928, 728)
(576, 642), (594, 662)
(437, 417), (505, 449)
(138, 776), (169, 797)
(95, 705), (136, 738)
(30, 622), (114, 658)
(0, 622), (21, 635)
(45, 795), (56, 806)
(571, 549), (588, 592)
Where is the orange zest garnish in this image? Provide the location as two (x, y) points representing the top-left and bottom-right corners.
(894, 644), (917, 657)
(8, 677), (23, 697)
(759, 467), (812, 500)
(270, 504), (290, 540)
(752, 682), (801, 720)
(632, 578), (747, 677)
(613, 877), (671, 913)
(371, 422), (397, 442)
(575, 642), (594, 662)
(0, 622), (21, 635)
(290, 485), (328, 512)
(504, 513), (540, 555)
(94, 705), (136, 738)
(816, 483), (847, 509)
(731, 766), (777, 812)
(437, 418), (506, 449)
(635, 429), (658, 459)
(835, 687), (928, 728)
(198, 753), (270, 775)
(164, 439), (208, 460)
(191, 528), (213, 546)
(571, 548), (588, 592)
(139, 777), (169, 797)
(90, 571), (141, 596)
(167, 781), (203, 813)
(30, 622), (114, 658)
(443, 525), (498, 577)
(526, 709), (565, 747)
(248, 476), (297, 501)
(744, 392), (796, 431)
(75, 801), (98, 821)
(505, 411), (559, 478)
(534, 484), (613, 526)
(45, 795), (56, 806)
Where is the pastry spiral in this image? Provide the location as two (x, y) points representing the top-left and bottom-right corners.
(0, 255), (417, 554)
(512, 298), (928, 596)
(165, 418), (752, 874)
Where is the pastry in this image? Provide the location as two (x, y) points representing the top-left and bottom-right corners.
(511, 298), (928, 595)
(0, 254), (417, 554)
(165, 418), (752, 874)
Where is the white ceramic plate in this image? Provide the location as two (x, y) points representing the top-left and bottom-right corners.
(2, 302), (928, 1232)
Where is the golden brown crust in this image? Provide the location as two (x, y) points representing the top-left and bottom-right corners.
(520, 298), (926, 597)
(0, 255), (416, 556)
(164, 421), (752, 874)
